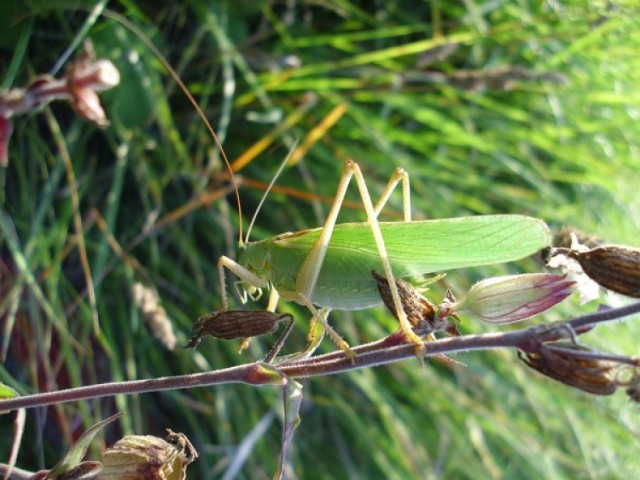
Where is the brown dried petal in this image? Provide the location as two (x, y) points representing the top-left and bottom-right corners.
(567, 245), (640, 298)
(98, 430), (196, 480)
(519, 343), (618, 395)
(372, 270), (456, 336)
(187, 310), (293, 347)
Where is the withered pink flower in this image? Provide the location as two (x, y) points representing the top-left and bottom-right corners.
(452, 273), (574, 324)
(67, 59), (120, 127)
(0, 41), (120, 167)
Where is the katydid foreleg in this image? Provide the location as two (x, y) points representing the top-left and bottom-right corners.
(217, 255), (267, 310)
(373, 166), (411, 222)
(217, 256), (286, 354)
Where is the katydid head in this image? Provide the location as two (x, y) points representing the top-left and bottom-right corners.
(229, 240), (271, 303)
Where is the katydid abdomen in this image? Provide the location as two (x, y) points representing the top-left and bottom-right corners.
(237, 214), (550, 310)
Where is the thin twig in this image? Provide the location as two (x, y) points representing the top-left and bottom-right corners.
(0, 301), (639, 412)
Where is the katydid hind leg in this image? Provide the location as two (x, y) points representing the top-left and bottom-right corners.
(373, 167), (412, 222)
(295, 163), (410, 298)
(348, 160), (425, 354)
(291, 160), (425, 356)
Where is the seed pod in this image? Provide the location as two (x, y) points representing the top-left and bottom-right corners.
(565, 245), (640, 298)
(187, 310), (293, 347)
(519, 343), (618, 395)
(371, 270), (458, 336)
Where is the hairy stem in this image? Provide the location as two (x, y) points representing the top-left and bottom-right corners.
(1, 301), (639, 412)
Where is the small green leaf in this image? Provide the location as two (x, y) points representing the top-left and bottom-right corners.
(48, 412), (124, 478)
(0, 382), (18, 400)
(275, 380), (303, 480)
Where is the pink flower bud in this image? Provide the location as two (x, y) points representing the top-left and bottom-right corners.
(453, 273), (574, 324)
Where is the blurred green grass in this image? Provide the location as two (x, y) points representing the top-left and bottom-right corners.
(1, 1), (640, 478)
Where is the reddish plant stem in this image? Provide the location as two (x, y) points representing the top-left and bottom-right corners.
(1, 301), (639, 412)
(0, 364), (279, 412)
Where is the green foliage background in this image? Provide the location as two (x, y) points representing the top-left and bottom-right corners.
(1, 1), (639, 478)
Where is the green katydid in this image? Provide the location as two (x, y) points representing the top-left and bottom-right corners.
(218, 159), (551, 359)
(129, 26), (551, 359)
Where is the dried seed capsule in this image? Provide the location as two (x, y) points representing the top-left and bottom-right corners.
(565, 245), (640, 298)
(519, 343), (618, 395)
(371, 270), (458, 336)
(187, 310), (293, 347)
